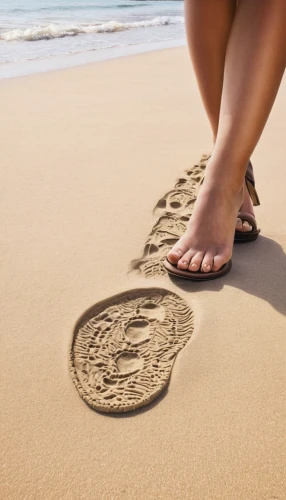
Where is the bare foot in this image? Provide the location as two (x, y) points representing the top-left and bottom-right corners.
(236, 179), (256, 232)
(167, 180), (243, 273)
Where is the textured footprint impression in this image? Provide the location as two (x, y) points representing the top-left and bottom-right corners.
(70, 288), (194, 413)
(153, 189), (196, 218)
(174, 153), (209, 192)
(130, 214), (189, 277)
(130, 153), (210, 278)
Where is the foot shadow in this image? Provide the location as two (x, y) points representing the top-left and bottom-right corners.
(168, 235), (286, 317)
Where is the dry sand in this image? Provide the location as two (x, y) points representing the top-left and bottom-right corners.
(1, 47), (285, 499)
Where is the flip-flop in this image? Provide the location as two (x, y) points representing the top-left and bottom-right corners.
(163, 258), (232, 281)
(234, 212), (260, 243)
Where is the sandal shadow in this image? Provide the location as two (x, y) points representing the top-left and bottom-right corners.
(168, 235), (286, 317)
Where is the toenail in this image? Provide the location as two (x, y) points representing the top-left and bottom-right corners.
(203, 264), (211, 270)
(175, 249), (182, 254)
(190, 263), (197, 269)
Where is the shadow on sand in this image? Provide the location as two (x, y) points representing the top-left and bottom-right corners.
(167, 235), (286, 317)
(89, 236), (286, 419)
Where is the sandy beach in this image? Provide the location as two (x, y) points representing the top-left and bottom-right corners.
(1, 47), (285, 499)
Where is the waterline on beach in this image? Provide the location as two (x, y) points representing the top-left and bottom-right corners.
(0, 37), (186, 79)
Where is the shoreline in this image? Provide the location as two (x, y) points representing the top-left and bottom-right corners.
(0, 36), (186, 80)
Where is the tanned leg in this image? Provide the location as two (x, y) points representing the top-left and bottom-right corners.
(185, 0), (256, 233)
(168, 0), (286, 273)
(184, 0), (237, 139)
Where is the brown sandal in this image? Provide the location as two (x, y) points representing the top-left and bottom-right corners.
(163, 258), (232, 281)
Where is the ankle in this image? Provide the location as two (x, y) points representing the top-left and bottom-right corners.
(204, 157), (246, 192)
(202, 173), (244, 200)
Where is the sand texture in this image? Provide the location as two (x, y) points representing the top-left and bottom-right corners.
(70, 288), (194, 413)
(1, 47), (285, 499)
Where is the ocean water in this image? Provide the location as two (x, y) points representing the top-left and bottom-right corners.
(0, 0), (185, 78)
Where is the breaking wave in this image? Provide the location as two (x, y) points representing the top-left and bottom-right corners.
(0, 16), (184, 42)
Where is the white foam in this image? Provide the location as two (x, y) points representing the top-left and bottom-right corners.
(0, 16), (184, 42)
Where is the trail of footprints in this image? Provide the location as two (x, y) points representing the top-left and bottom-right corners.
(130, 153), (210, 277)
(70, 156), (207, 412)
(70, 289), (194, 413)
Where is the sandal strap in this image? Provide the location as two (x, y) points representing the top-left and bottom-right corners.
(245, 160), (255, 186)
(245, 161), (260, 206)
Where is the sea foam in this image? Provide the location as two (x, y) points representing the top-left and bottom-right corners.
(0, 16), (184, 42)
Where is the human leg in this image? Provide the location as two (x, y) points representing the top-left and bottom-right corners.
(167, 0), (286, 273)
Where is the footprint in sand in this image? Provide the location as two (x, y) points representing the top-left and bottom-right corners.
(174, 158), (208, 190)
(153, 189), (196, 218)
(130, 153), (210, 278)
(130, 214), (189, 277)
(70, 288), (194, 413)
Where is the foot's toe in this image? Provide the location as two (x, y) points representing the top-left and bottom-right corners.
(189, 252), (205, 272)
(167, 247), (183, 264)
(212, 252), (230, 272)
(242, 220), (252, 232)
(167, 237), (190, 264)
(201, 252), (214, 273)
(177, 250), (195, 269)
(236, 218), (253, 233)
